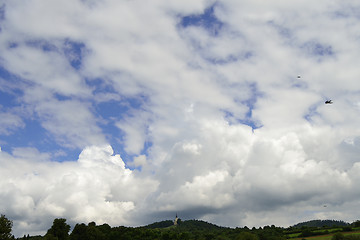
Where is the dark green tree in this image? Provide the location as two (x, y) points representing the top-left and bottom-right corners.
(0, 214), (14, 240)
(204, 233), (216, 240)
(332, 232), (345, 240)
(97, 224), (111, 236)
(235, 231), (259, 240)
(46, 218), (71, 240)
(161, 232), (171, 240)
(352, 220), (360, 228)
(177, 218), (182, 225)
(70, 223), (88, 240)
(87, 222), (105, 240)
(179, 232), (190, 240)
(345, 235), (360, 240)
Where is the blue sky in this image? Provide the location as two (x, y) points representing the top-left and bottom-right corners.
(1, 0), (360, 237)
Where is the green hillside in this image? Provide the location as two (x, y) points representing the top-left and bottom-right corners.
(144, 220), (174, 229)
(144, 219), (225, 231)
(292, 219), (350, 228)
(1, 213), (359, 240)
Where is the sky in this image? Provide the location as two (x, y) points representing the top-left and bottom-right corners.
(1, 0), (360, 237)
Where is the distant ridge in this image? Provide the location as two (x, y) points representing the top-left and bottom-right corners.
(144, 219), (225, 231)
(292, 219), (350, 228)
(144, 220), (174, 229)
(145, 219), (352, 230)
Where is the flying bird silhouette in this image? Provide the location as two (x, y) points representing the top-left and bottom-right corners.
(325, 100), (333, 104)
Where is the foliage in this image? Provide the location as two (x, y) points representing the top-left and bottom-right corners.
(71, 219), (283, 240)
(235, 231), (259, 240)
(70, 223), (89, 240)
(0, 214), (14, 240)
(293, 220), (350, 228)
(343, 227), (353, 232)
(176, 219), (224, 231)
(254, 225), (286, 240)
(18, 235), (43, 240)
(344, 235), (360, 240)
(10, 216), (360, 240)
(284, 219), (359, 239)
(45, 218), (71, 240)
(331, 233), (360, 240)
(352, 221), (360, 228)
(144, 220), (174, 229)
(332, 233), (345, 240)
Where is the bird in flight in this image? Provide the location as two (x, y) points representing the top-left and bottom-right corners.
(325, 100), (333, 104)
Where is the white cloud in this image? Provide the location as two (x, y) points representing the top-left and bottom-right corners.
(33, 98), (107, 148)
(129, 154), (147, 168)
(1, 42), (89, 97)
(0, 145), (158, 236)
(0, 112), (25, 135)
(12, 147), (51, 162)
(146, 117), (360, 227)
(115, 110), (150, 155)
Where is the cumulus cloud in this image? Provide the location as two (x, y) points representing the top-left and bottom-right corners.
(0, 145), (158, 236)
(1, 0), (360, 237)
(144, 118), (359, 225)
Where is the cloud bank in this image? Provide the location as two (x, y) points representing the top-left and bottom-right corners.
(1, 0), (360, 236)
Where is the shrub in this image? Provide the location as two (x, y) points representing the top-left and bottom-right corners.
(332, 232), (345, 240)
(345, 235), (360, 240)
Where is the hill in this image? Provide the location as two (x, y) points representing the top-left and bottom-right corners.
(292, 219), (350, 228)
(144, 219), (225, 231)
(177, 219), (225, 231)
(13, 216), (360, 240)
(144, 220), (174, 229)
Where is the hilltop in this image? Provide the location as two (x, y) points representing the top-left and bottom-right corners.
(144, 219), (225, 231)
(292, 219), (350, 228)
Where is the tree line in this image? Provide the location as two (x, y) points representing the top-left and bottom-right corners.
(1, 214), (360, 240)
(292, 219), (350, 228)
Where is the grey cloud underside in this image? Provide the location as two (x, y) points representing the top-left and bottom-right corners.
(1, 0), (360, 237)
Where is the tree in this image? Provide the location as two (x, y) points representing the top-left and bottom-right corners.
(177, 218), (182, 225)
(86, 222), (105, 240)
(332, 232), (345, 240)
(46, 218), (71, 240)
(0, 214), (14, 240)
(235, 232), (259, 240)
(70, 223), (88, 240)
(352, 220), (360, 228)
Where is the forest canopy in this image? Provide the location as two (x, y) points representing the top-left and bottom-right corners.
(2, 214), (360, 240)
